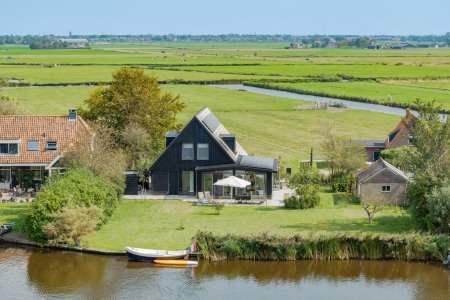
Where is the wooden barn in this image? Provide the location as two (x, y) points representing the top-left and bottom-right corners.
(356, 159), (410, 205)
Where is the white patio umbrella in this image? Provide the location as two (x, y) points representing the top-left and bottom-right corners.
(213, 176), (251, 199)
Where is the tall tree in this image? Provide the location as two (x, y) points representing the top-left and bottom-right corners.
(405, 100), (450, 230)
(321, 124), (367, 191)
(79, 67), (186, 165)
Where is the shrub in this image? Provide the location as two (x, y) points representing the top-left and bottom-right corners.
(425, 183), (450, 234)
(195, 231), (449, 262)
(25, 168), (121, 242)
(285, 165), (321, 209)
(43, 205), (102, 247)
(211, 200), (225, 215)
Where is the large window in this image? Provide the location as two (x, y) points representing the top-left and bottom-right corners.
(182, 143), (194, 160)
(181, 171), (194, 193)
(197, 143), (209, 160)
(28, 140), (39, 152)
(0, 142), (19, 155)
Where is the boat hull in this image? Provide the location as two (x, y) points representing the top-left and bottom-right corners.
(125, 247), (187, 262)
(154, 260), (198, 267)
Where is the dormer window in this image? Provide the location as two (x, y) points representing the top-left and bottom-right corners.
(46, 141), (57, 151)
(0, 142), (19, 155)
(28, 140), (39, 151)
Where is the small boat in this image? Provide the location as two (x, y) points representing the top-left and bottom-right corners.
(125, 247), (187, 262)
(154, 259), (198, 267)
(0, 222), (15, 236)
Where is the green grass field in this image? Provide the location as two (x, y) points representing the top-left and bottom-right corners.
(2, 43), (450, 110)
(257, 81), (450, 110)
(0, 85), (399, 167)
(0, 203), (28, 232)
(82, 198), (413, 250)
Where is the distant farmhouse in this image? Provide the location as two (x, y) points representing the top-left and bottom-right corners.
(323, 37), (337, 48)
(58, 38), (89, 48)
(356, 109), (416, 162)
(289, 43), (303, 49)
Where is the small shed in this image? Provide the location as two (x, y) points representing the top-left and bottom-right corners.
(124, 171), (139, 195)
(356, 159), (410, 205)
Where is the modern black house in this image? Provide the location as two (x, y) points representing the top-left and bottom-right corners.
(149, 107), (278, 198)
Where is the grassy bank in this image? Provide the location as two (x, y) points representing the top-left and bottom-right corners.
(82, 198), (413, 250)
(245, 81), (450, 112)
(196, 231), (449, 262)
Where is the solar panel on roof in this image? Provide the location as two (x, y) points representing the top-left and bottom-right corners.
(202, 113), (221, 133)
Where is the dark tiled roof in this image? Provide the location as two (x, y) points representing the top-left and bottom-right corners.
(353, 139), (386, 148)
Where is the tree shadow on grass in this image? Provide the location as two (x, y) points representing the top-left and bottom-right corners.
(280, 215), (413, 234)
(254, 206), (285, 212)
(332, 193), (359, 206)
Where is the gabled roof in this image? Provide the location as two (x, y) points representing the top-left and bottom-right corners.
(357, 158), (410, 183)
(194, 107), (247, 160)
(385, 109), (416, 148)
(0, 115), (92, 166)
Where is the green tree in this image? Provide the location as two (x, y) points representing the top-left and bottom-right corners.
(406, 100), (450, 230)
(79, 67), (186, 164)
(321, 125), (367, 192)
(285, 164), (322, 209)
(425, 182), (450, 234)
(0, 95), (26, 115)
(61, 124), (127, 191)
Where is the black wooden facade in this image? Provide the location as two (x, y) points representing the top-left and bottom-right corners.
(149, 107), (277, 198)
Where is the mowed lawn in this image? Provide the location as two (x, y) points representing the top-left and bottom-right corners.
(0, 203), (29, 232)
(0, 85), (399, 166)
(83, 199), (414, 250)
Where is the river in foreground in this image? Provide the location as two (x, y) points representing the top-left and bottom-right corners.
(0, 245), (449, 300)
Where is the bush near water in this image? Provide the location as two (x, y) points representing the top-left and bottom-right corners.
(25, 168), (121, 242)
(195, 231), (449, 262)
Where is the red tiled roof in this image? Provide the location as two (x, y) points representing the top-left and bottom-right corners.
(0, 115), (92, 166)
(384, 109), (416, 148)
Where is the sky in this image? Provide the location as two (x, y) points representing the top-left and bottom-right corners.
(1, 0), (449, 36)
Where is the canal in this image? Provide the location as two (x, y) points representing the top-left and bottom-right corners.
(212, 84), (415, 116)
(0, 245), (449, 299)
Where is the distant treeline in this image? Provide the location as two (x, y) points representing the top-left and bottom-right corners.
(1, 33), (449, 44)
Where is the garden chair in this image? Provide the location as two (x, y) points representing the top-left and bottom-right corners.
(197, 192), (208, 205)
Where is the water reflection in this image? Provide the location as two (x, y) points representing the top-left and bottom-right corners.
(27, 249), (109, 295)
(0, 245), (449, 299)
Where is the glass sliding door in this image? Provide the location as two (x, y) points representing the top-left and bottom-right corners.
(0, 168), (11, 189)
(181, 171), (194, 194)
(202, 172), (213, 194)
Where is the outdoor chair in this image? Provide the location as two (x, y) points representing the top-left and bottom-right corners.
(197, 192), (208, 205)
(204, 191), (212, 200)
